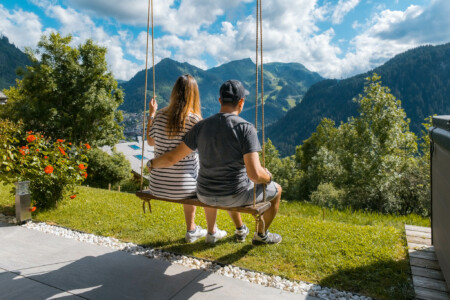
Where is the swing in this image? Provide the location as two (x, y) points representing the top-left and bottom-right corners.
(136, 0), (270, 233)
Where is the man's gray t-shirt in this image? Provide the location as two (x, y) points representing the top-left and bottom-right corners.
(183, 113), (262, 196)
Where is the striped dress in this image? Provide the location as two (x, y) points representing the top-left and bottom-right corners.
(148, 110), (200, 199)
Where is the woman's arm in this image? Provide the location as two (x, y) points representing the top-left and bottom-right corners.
(146, 98), (158, 146)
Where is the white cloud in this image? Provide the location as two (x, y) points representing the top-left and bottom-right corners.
(332, 0), (361, 25)
(0, 5), (44, 50)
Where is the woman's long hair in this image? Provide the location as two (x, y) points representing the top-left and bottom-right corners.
(165, 74), (201, 138)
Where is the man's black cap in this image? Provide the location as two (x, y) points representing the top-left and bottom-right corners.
(220, 80), (250, 102)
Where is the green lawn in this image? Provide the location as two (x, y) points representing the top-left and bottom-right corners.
(0, 184), (429, 299)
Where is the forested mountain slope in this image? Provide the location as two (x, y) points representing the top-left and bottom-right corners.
(267, 43), (450, 156)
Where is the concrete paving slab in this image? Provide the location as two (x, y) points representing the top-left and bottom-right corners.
(0, 270), (80, 300)
(172, 271), (313, 300)
(0, 223), (320, 300)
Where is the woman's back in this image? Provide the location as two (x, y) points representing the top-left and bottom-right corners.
(149, 109), (200, 199)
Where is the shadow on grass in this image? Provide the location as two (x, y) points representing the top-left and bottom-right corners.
(318, 258), (414, 300)
(142, 236), (255, 266)
(0, 203), (15, 216)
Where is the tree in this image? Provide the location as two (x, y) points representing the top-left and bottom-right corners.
(1, 33), (124, 146)
(298, 74), (430, 215)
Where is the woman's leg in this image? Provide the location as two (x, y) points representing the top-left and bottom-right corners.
(183, 204), (196, 231)
(203, 207), (218, 234)
(227, 211), (243, 228)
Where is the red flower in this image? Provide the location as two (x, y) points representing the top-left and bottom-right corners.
(70, 195), (76, 199)
(83, 172), (88, 179)
(19, 150), (26, 156)
(29, 206), (36, 212)
(78, 163), (86, 170)
(68, 142), (72, 145)
(44, 156), (48, 159)
(26, 135), (36, 143)
(57, 139), (65, 143)
(58, 146), (67, 156)
(84, 143), (91, 150)
(36, 148), (40, 152)
(27, 131), (33, 134)
(21, 146), (27, 149)
(44, 165), (54, 174)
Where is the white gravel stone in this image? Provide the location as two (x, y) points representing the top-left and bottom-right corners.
(18, 221), (371, 300)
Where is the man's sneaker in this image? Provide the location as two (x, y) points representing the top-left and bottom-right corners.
(235, 224), (249, 242)
(185, 226), (207, 243)
(205, 227), (227, 244)
(252, 230), (282, 245)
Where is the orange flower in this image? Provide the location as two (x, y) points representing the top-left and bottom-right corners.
(27, 131), (33, 134)
(19, 150), (26, 156)
(44, 156), (48, 159)
(68, 142), (72, 145)
(70, 195), (76, 199)
(21, 146), (27, 149)
(26, 135), (36, 143)
(78, 163), (86, 170)
(44, 165), (54, 174)
(36, 149), (40, 152)
(58, 146), (67, 156)
(57, 139), (65, 143)
(29, 206), (36, 212)
(84, 143), (91, 150)
(83, 172), (88, 179)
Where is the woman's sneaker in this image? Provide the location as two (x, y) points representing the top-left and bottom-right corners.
(235, 224), (249, 242)
(252, 230), (282, 245)
(185, 226), (207, 243)
(205, 227), (227, 244)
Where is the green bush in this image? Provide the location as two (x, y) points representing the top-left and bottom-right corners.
(83, 148), (132, 189)
(311, 182), (346, 209)
(0, 119), (89, 209)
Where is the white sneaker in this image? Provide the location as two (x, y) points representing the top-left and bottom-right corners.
(205, 227), (227, 244)
(185, 226), (207, 243)
(235, 224), (249, 242)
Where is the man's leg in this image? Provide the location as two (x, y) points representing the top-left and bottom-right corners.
(258, 183), (282, 234)
(183, 204), (196, 231)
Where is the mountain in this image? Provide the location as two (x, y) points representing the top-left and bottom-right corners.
(0, 36), (29, 90)
(267, 43), (450, 156)
(120, 58), (323, 126)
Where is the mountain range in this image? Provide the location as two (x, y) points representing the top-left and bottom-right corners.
(0, 36), (29, 90)
(266, 43), (450, 155)
(120, 57), (323, 126)
(1, 35), (450, 156)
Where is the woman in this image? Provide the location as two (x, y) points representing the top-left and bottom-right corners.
(146, 74), (225, 243)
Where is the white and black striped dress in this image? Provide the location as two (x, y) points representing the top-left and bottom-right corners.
(148, 110), (200, 199)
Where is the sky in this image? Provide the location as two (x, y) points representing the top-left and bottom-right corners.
(1, 0), (450, 81)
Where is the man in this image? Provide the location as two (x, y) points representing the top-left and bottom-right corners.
(148, 80), (282, 245)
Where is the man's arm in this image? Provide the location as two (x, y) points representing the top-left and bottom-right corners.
(150, 142), (193, 168)
(243, 152), (272, 184)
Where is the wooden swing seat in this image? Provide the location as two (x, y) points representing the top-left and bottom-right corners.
(136, 190), (271, 216)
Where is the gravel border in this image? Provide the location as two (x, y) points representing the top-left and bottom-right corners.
(0, 214), (372, 300)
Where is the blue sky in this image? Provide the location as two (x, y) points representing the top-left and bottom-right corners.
(1, 0), (449, 81)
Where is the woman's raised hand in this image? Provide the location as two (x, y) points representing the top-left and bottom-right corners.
(149, 98), (158, 117)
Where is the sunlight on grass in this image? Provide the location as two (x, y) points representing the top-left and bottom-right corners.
(0, 184), (429, 299)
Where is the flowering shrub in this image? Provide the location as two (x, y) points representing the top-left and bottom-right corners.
(0, 119), (89, 209)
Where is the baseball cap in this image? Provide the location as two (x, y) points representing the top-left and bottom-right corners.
(220, 80), (250, 102)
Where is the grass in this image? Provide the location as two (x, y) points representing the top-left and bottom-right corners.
(0, 184), (429, 299)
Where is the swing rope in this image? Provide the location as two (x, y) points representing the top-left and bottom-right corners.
(140, 0), (266, 207)
(140, 0), (155, 191)
(253, 0), (266, 207)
